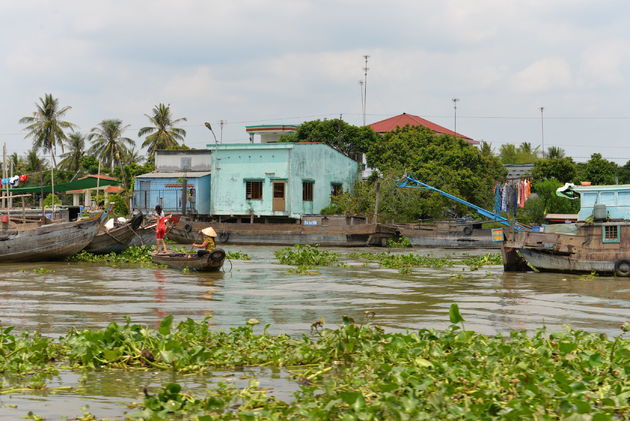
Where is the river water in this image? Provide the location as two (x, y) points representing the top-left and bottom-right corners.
(0, 245), (628, 418)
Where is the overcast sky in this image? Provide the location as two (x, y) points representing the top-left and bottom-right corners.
(2, 0), (630, 163)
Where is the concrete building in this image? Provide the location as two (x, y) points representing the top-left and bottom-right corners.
(207, 143), (358, 220)
(133, 143), (359, 220)
(133, 150), (212, 215)
(245, 124), (297, 143)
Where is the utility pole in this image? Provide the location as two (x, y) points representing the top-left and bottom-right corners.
(539, 107), (545, 158)
(359, 80), (364, 123)
(362, 55), (369, 126)
(220, 120), (225, 143)
(452, 98), (460, 134)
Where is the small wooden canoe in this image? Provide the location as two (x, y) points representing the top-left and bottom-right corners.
(151, 248), (226, 272)
(85, 212), (144, 254)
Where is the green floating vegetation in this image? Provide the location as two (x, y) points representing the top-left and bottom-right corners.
(5, 313), (629, 420)
(461, 253), (503, 270)
(385, 235), (412, 248)
(225, 251), (251, 260)
(275, 245), (339, 269)
(66, 245), (160, 267)
(349, 252), (503, 273)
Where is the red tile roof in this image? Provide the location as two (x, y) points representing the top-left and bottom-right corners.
(368, 113), (479, 145)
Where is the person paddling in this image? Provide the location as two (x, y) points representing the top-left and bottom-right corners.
(191, 227), (217, 257)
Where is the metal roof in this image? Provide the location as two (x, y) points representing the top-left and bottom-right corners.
(136, 171), (211, 179)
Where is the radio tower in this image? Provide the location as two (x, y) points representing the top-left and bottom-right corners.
(362, 55), (369, 126)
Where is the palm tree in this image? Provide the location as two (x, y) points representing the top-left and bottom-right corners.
(59, 132), (86, 172)
(546, 146), (566, 159)
(25, 149), (44, 173)
(19, 94), (76, 168)
(138, 103), (187, 158)
(88, 119), (135, 171)
(121, 146), (144, 166)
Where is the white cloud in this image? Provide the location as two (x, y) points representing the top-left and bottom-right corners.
(510, 58), (573, 93)
(579, 40), (630, 86)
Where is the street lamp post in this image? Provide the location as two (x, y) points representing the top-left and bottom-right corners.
(539, 107), (545, 158)
(452, 98), (460, 133)
(204, 122), (219, 144)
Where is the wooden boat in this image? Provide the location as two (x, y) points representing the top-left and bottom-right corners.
(502, 183), (630, 276)
(152, 248), (226, 272)
(0, 213), (102, 263)
(84, 211), (144, 254)
(167, 217), (399, 247)
(503, 222), (630, 276)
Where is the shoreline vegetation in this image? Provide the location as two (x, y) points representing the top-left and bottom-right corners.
(1, 312), (628, 419)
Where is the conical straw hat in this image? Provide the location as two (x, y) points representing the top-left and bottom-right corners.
(201, 227), (217, 237)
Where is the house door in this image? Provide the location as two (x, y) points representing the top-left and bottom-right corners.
(272, 181), (286, 212)
(138, 180), (151, 210)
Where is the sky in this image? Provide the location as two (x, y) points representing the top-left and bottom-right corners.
(2, 0), (630, 163)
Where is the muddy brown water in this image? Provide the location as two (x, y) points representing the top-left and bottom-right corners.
(0, 245), (628, 419)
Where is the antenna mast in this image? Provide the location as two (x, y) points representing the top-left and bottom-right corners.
(362, 55), (369, 126)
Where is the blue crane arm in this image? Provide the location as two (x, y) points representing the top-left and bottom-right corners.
(397, 175), (528, 231)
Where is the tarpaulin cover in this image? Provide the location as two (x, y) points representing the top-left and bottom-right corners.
(6, 176), (119, 194)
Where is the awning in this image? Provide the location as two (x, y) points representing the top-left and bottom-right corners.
(6, 175), (120, 194)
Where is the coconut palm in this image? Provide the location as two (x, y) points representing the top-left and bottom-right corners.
(25, 149), (45, 173)
(88, 119), (135, 171)
(121, 146), (144, 166)
(546, 146), (566, 159)
(138, 103), (187, 158)
(59, 132), (86, 172)
(19, 94), (76, 168)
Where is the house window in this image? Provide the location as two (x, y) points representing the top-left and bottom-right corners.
(331, 183), (343, 196)
(303, 181), (314, 201)
(246, 181), (263, 200)
(603, 225), (620, 243)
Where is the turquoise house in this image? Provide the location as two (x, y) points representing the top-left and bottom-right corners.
(207, 143), (358, 219)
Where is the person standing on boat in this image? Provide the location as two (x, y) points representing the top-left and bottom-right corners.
(154, 205), (172, 254)
(191, 227), (217, 256)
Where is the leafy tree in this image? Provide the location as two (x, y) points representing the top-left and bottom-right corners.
(577, 153), (618, 185)
(58, 133), (86, 172)
(19, 94), (76, 168)
(499, 142), (540, 164)
(531, 157), (577, 183)
(79, 155), (100, 175)
(618, 160), (630, 184)
(519, 178), (580, 225)
(138, 103), (187, 158)
(364, 126), (506, 219)
(88, 119), (135, 171)
(43, 193), (61, 207)
(281, 119), (379, 159)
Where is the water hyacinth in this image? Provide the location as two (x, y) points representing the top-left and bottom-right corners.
(274, 244), (340, 267)
(0, 313), (628, 419)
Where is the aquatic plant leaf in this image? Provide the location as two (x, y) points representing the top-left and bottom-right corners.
(414, 357), (433, 368)
(449, 304), (465, 324)
(159, 315), (173, 335)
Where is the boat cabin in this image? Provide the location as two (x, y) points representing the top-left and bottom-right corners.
(557, 183), (630, 221)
